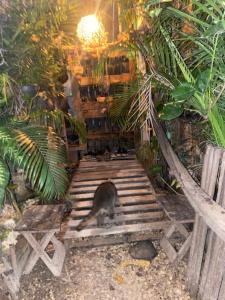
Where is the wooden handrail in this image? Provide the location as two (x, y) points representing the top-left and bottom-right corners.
(150, 109), (225, 242)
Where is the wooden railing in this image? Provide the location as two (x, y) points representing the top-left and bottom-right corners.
(187, 145), (225, 300)
(151, 110), (225, 242)
(150, 110), (225, 300)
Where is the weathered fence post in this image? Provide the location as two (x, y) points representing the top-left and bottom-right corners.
(187, 146), (225, 300)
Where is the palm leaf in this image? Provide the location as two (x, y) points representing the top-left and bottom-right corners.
(0, 158), (10, 207)
(29, 109), (87, 143)
(0, 126), (69, 202)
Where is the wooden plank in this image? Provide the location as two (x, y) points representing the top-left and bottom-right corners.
(77, 165), (144, 173)
(79, 161), (140, 168)
(75, 167), (144, 176)
(73, 195), (157, 209)
(64, 153), (166, 247)
(73, 171), (146, 181)
(68, 211), (164, 227)
(157, 194), (195, 222)
(23, 232), (55, 275)
(23, 232), (65, 277)
(17, 245), (31, 277)
(15, 205), (63, 232)
(70, 203), (162, 215)
(79, 161), (138, 167)
(78, 160), (137, 166)
(64, 220), (172, 239)
(201, 238), (225, 300)
(187, 216), (208, 296)
(199, 151), (225, 300)
(176, 233), (192, 262)
(69, 182), (152, 193)
(74, 167), (143, 176)
(70, 176), (150, 187)
(66, 231), (164, 248)
(81, 156), (137, 163)
(187, 146), (223, 298)
(164, 224), (176, 239)
(70, 188), (153, 199)
(160, 237), (177, 262)
(218, 276), (225, 300)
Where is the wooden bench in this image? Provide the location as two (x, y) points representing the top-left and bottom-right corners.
(1, 205), (66, 299)
(157, 194), (195, 263)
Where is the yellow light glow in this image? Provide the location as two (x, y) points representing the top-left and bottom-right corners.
(77, 15), (106, 45)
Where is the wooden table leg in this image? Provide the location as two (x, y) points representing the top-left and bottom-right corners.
(160, 222), (192, 263)
(1, 255), (20, 300)
(23, 232), (55, 275)
(22, 231), (65, 276)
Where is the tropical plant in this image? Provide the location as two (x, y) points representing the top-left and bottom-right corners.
(29, 108), (87, 144)
(115, 0), (225, 147)
(0, 0), (81, 117)
(108, 81), (141, 129)
(0, 0), (86, 135)
(0, 118), (69, 207)
(162, 0), (225, 147)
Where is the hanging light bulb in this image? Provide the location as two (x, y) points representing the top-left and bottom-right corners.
(77, 14), (107, 46)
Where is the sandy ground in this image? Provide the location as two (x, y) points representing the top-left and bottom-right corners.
(5, 242), (193, 300)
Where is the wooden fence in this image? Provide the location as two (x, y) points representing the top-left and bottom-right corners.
(150, 109), (225, 300)
(187, 145), (225, 300)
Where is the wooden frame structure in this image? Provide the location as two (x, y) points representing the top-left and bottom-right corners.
(157, 194), (194, 263)
(1, 205), (66, 299)
(64, 155), (170, 248)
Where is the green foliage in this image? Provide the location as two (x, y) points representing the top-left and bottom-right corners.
(160, 103), (183, 120)
(117, 0), (225, 147)
(0, 123), (69, 207)
(29, 109), (87, 144)
(0, 159), (10, 206)
(171, 83), (195, 101)
(136, 137), (159, 162)
(109, 81), (140, 129)
(149, 164), (162, 176)
(0, 0), (79, 101)
(163, 1), (225, 146)
(195, 70), (211, 93)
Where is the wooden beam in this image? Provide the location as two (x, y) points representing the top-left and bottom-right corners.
(64, 220), (171, 239)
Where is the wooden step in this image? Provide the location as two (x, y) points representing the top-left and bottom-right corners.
(71, 202), (161, 214)
(70, 189), (153, 199)
(68, 211), (164, 227)
(72, 170), (146, 181)
(69, 182), (153, 193)
(64, 221), (171, 239)
(70, 176), (150, 187)
(70, 195), (159, 208)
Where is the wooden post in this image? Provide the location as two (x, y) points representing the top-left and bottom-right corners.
(198, 152), (225, 300)
(186, 146), (223, 298)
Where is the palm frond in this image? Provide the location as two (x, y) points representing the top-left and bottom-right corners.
(109, 81), (140, 130)
(29, 109), (87, 143)
(0, 158), (10, 207)
(0, 126), (69, 203)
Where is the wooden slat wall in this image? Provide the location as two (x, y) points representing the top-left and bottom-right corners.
(187, 145), (225, 300)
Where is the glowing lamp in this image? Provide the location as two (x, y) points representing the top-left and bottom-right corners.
(77, 15), (106, 46)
